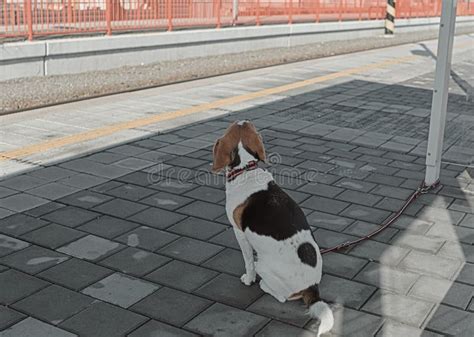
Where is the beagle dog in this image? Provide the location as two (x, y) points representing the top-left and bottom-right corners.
(212, 121), (333, 336)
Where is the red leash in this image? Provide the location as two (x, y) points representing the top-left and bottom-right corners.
(320, 180), (441, 254)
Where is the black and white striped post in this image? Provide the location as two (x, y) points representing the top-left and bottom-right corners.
(384, 0), (396, 36)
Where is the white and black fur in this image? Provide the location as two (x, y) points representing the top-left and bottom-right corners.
(215, 121), (334, 336)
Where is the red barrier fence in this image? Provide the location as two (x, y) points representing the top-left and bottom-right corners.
(1, 0), (473, 40)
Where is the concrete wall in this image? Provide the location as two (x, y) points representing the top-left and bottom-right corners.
(1, 17), (473, 81)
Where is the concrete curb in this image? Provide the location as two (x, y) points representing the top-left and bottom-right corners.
(1, 17), (473, 81)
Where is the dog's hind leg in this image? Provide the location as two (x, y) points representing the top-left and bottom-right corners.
(234, 228), (256, 286)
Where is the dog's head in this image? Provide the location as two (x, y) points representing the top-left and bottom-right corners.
(212, 120), (266, 173)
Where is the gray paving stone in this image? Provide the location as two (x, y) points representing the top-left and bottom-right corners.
(438, 241), (474, 264)
(320, 274), (376, 309)
(38, 258), (113, 290)
(459, 214), (474, 228)
(337, 191), (382, 208)
(0, 187), (17, 199)
(366, 173), (405, 187)
(60, 158), (132, 179)
(354, 262), (419, 295)
(256, 320), (316, 337)
(0, 194), (48, 212)
(106, 184), (156, 201)
(458, 263), (474, 285)
(0, 209), (14, 220)
(82, 272), (158, 308)
(247, 294), (311, 327)
(391, 232), (445, 254)
(391, 215), (433, 234)
(58, 173), (107, 189)
(0, 269), (49, 305)
(21, 224), (86, 249)
(0, 214), (48, 236)
(341, 204), (390, 223)
(28, 167), (76, 182)
(305, 211), (354, 232)
(313, 228), (358, 249)
(0, 175), (48, 191)
(41, 206), (100, 228)
(409, 275), (473, 309)
(58, 235), (123, 261)
(100, 247), (170, 277)
(418, 205), (465, 225)
(426, 304), (474, 336)
(116, 223), (176, 248)
(148, 179), (197, 194)
(376, 320), (442, 337)
(24, 202), (65, 218)
(59, 301), (147, 337)
(1, 317), (77, 337)
(128, 320), (198, 337)
(158, 237), (223, 264)
(298, 183), (344, 199)
(202, 248), (245, 277)
(0, 245), (69, 274)
(92, 198), (148, 219)
(27, 183), (79, 200)
(0, 306), (25, 331)
(128, 207), (186, 229)
(185, 303), (269, 337)
(349, 240), (409, 266)
(195, 273), (263, 309)
(209, 228), (240, 250)
(301, 196), (349, 215)
(184, 186), (225, 203)
(112, 158), (154, 170)
(77, 215), (138, 239)
(140, 191), (194, 211)
(306, 305), (383, 337)
(398, 250), (462, 279)
(58, 190), (113, 209)
(363, 290), (434, 326)
(322, 252), (368, 278)
(146, 260), (218, 292)
(167, 217), (227, 240)
(177, 201), (225, 221)
(12, 285), (93, 325)
(334, 178), (376, 193)
(108, 144), (149, 156)
(344, 221), (398, 243)
(132, 287), (212, 326)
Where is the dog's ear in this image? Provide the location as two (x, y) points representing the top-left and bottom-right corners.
(212, 138), (229, 173)
(241, 122), (266, 162)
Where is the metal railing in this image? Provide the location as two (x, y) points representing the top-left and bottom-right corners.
(1, 0), (473, 40)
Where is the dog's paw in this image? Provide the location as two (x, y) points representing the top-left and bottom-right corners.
(240, 272), (256, 286)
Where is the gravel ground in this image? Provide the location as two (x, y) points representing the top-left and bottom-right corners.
(1, 26), (473, 115)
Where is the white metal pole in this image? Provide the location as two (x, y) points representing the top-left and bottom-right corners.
(233, 0), (239, 25)
(424, 0), (458, 186)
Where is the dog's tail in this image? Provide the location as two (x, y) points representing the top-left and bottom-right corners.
(302, 285), (334, 336)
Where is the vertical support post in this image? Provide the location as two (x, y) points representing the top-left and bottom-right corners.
(232, 0), (238, 25)
(167, 0), (172, 31)
(216, 0), (221, 28)
(105, 0), (112, 35)
(256, 0), (260, 26)
(289, 0), (293, 24)
(384, 0), (396, 35)
(425, 0), (457, 186)
(25, 0), (33, 41)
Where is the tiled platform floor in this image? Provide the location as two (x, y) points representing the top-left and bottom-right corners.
(1, 50), (473, 337)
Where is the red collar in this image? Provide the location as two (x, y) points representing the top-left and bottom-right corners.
(226, 161), (258, 182)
